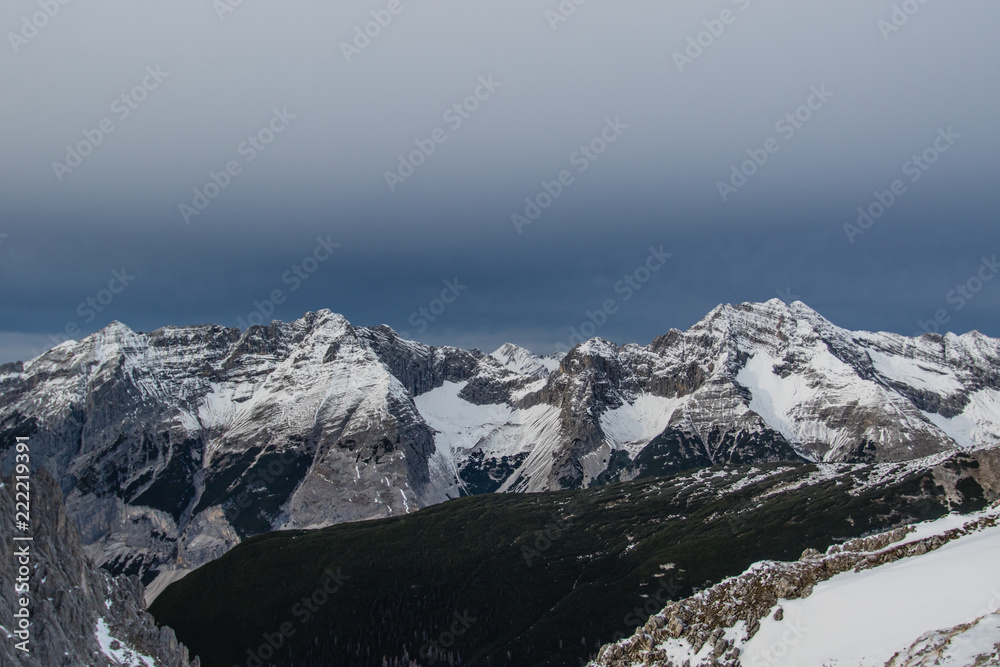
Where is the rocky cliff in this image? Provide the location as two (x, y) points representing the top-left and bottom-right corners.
(0, 467), (198, 666)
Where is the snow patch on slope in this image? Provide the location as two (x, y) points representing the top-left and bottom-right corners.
(736, 349), (869, 448)
(600, 394), (685, 455)
(892, 613), (1000, 666)
(490, 343), (552, 378)
(868, 349), (965, 395)
(414, 380), (566, 493)
(494, 403), (566, 492)
(416, 381), (513, 491)
(742, 509), (1000, 666)
(923, 389), (1000, 450)
(95, 617), (155, 667)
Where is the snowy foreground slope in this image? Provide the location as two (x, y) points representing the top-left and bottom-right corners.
(2, 300), (1000, 597)
(589, 503), (1000, 667)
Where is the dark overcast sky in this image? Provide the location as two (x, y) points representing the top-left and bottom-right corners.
(1, 0), (999, 362)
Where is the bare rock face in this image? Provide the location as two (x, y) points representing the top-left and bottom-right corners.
(354, 325), (481, 396)
(2, 300), (1000, 597)
(0, 468), (198, 666)
(0, 311), (461, 595)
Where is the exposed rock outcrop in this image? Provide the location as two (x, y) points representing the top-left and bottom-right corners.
(0, 468), (197, 666)
(588, 498), (1000, 667)
(885, 613), (1000, 666)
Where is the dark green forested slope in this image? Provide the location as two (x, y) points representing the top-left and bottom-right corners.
(151, 458), (987, 667)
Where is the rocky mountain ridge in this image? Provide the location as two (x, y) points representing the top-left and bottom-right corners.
(1, 300), (999, 597)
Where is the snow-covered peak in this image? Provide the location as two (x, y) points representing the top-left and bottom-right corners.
(99, 320), (135, 335)
(574, 337), (619, 358)
(300, 309), (351, 332)
(686, 300), (799, 346)
(4, 300), (1000, 594)
(77, 319), (137, 351)
(490, 343), (551, 378)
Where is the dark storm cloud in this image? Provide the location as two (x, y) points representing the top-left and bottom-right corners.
(1, 0), (999, 362)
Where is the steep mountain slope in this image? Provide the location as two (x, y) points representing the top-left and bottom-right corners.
(0, 468), (198, 666)
(589, 498), (1000, 667)
(887, 614), (1000, 667)
(149, 448), (1000, 667)
(0, 312), (478, 596)
(490, 342), (560, 378)
(2, 300), (999, 596)
(418, 299), (1000, 493)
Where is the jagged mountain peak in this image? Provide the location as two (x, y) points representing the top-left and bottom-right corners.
(490, 342), (532, 360)
(77, 318), (138, 348)
(691, 298), (826, 337)
(490, 343), (554, 379)
(574, 336), (620, 356)
(3, 301), (1000, 598)
(99, 319), (135, 334)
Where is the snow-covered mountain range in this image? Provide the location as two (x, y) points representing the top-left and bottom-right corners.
(2, 299), (999, 597)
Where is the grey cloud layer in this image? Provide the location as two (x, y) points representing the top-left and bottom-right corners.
(1, 0), (998, 361)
